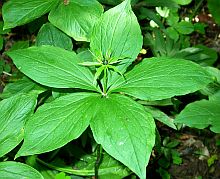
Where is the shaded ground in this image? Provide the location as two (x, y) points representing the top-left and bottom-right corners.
(156, 127), (220, 179)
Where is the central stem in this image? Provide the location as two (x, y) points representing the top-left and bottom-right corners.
(103, 66), (108, 95)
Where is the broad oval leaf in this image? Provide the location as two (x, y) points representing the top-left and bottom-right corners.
(90, 0), (143, 62)
(175, 99), (220, 133)
(16, 92), (99, 157)
(0, 161), (43, 179)
(49, 0), (103, 41)
(0, 76), (46, 99)
(110, 58), (212, 101)
(90, 94), (155, 179)
(2, 0), (57, 29)
(166, 27), (179, 42)
(0, 94), (37, 158)
(174, 21), (194, 35)
(144, 106), (177, 130)
(36, 23), (73, 51)
(6, 46), (98, 92)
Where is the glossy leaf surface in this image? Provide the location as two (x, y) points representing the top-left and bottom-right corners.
(90, 0), (142, 62)
(38, 152), (130, 177)
(110, 58), (212, 101)
(2, 0), (57, 29)
(17, 93), (99, 157)
(0, 161), (43, 179)
(144, 106), (177, 129)
(7, 46), (97, 91)
(174, 21), (194, 35)
(49, 0), (103, 41)
(0, 94), (36, 157)
(175, 99), (220, 133)
(91, 94), (155, 179)
(36, 23), (73, 51)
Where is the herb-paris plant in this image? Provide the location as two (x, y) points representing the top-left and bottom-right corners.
(2, 0), (212, 178)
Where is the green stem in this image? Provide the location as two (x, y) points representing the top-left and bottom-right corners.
(95, 145), (103, 179)
(103, 67), (108, 95)
(36, 157), (95, 176)
(36, 156), (132, 177)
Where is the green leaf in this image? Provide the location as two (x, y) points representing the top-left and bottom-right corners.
(110, 57), (212, 101)
(9, 41), (29, 51)
(139, 8), (165, 29)
(90, 0), (142, 62)
(143, 0), (179, 8)
(16, 92), (99, 157)
(209, 90), (220, 101)
(144, 106), (177, 129)
(6, 46), (98, 92)
(99, 0), (140, 6)
(165, 140), (180, 148)
(77, 50), (94, 63)
(98, 153), (131, 178)
(156, 7), (170, 18)
(174, 21), (194, 35)
(0, 21), (10, 34)
(0, 161), (43, 179)
(0, 76), (46, 99)
(0, 36), (3, 51)
(90, 94), (155, 179)
(4, 64), (11, 73)
(0, 94), (37, 157)
(55, 172), (71, 179)
(171, 150), (182, 165)
(36, 23), (73, 51)
(208, 0), (220, 24)
(175, 99), (220, 133)
(204, 67), (220, 84)
(194, 23), (207, 34)
(49, 0), (103, 41)
(138, 98), (173, 106)
(172, 47), (212, 65)
(166, 27), (179, 42)
(0, 66), (3, 74)
(154, 29), (166, 56)
(2, 0), (57, 29)
(167, 12), (179, 26)
(26, 155), (59, 179)
(94, 65), (106, 82)
(98, 0), (121, 5)
(157, 167), (171, 179)
(207, 154), (218, 167)
(38, 151), (130, 177)
(78, 62), (101, 66)
(195, 45), (218, 66)
(77, 50), (97, 72)
(173, 0), (192, 5)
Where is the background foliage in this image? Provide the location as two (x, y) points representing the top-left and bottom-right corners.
(0, 0), (220, 178)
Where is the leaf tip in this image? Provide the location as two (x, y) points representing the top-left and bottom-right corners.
(14, 153), (21, 160)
